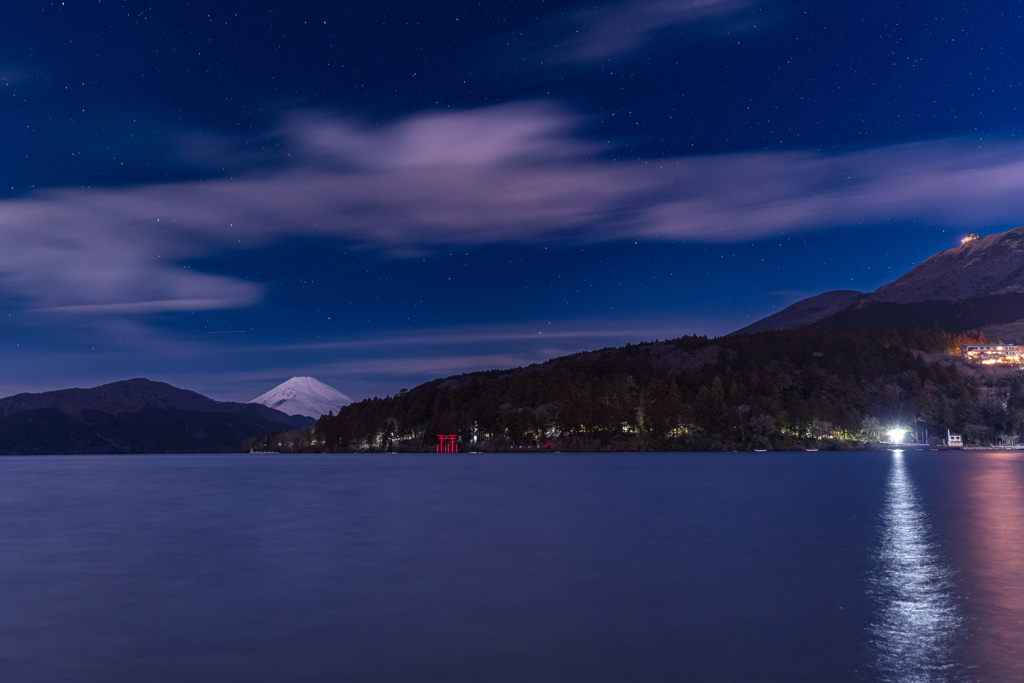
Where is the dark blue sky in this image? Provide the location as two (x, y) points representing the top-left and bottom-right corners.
(3, 0), (1024, 401)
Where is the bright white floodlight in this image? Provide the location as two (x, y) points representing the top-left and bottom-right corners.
(888, 428), (906, 443)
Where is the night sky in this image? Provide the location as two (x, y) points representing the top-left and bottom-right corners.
(4, 0), (1024, 401)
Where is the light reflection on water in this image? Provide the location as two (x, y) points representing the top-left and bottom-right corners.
(9, 452), (1024, 681)
(963, 453), (1024, 680)
(870, 451), (964, 683)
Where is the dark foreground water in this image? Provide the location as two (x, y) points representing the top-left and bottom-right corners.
(1, 452), (1023, 682)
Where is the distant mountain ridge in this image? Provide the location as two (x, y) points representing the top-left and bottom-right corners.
(873, 228), (1024, 303)
(249, 377), (351, 419)
(736, 226), (1024, 335)
(0, 378), (313, 455)
(734, 290), (864, 334)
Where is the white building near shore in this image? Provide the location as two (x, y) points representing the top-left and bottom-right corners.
(961, 344), (1020, 365)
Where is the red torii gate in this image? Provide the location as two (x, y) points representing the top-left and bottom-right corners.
(436, 435), (458, 453)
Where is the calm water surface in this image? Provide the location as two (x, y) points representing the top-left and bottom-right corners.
(1, 451), (1022, 682)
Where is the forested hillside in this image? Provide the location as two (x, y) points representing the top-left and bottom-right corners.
(315, 328), (1018, 451)
(0, 379), (312, 455)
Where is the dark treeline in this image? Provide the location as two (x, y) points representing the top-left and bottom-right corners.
(314, 328), (1020, 452)
(814, 293), (1024, 331)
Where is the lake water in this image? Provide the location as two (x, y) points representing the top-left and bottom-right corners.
(1, 451), (1022, 682)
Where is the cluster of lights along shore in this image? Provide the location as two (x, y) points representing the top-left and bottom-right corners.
(881, 337), (1020, 446)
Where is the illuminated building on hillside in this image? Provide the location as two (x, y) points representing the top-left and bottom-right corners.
(961, 344), (1021, 365)
(961, 233), (980, 244)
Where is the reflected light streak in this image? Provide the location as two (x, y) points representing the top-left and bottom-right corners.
(871, 452), (963, 682)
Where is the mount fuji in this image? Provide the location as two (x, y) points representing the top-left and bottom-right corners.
(249, 377), (352, 419)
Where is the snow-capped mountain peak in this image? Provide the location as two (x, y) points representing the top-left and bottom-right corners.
(248, 377), (352, 419)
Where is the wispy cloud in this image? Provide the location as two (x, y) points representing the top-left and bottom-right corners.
(2, 101), (1024, 318)
(33, 298), (257, 315)
(0, 315), (741, 402)
(557, 0), (761, 62)
(248, 324), (698, 353)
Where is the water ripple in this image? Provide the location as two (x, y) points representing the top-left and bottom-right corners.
(869, 452), (964, 683)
